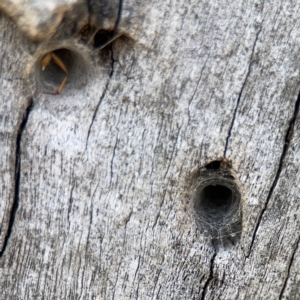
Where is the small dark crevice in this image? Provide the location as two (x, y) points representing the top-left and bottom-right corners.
(115, 0), (123, 30)
(248, 91), (300, 256)
(187, 56), (210, 126)
(110, 133), (119, 187)
(152, 189), (167, 230)
(0, 98), (33, 257)
(200, 250), (216, 300)
(279, 235), (300, 299)
(109, 42), (116, 78)
(85, 1), (121, 148)
(85, 45), (115, 150)
(94, 30), (115, 49)
(92, 0), (123, 51)
(164, 124), (182, 179)
(223, 27), (262, 157)
(205, 161), (221, 170)
(112, 261), (122, 300)
(85, 81), (109, 150)
(151, 264), (163, 300)
(124, 210), (132, 229)
(67, 183), (75, 229)
(86, 0), (92, 25)
(133, 255), (141, 281)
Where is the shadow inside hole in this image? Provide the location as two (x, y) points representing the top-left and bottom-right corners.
(199, 185), (233, 216)
(205, 161), (221, 170)
(94, 29), (115, 49)
(194, 178), (242, 250)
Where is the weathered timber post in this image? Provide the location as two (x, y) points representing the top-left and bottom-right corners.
(0, 1), (300, 299)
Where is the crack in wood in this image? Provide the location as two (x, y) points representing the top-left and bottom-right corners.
(85, 46), (116, 150)
(85, 0), (121, 149)
(200, 249), (216, 300)
(164, 124), (182, 179)
(152, 189), (167, 230)
(279, 235), (300, 299)
(112, 259), (123, 300)
(151, 261), (164, 300)
(67, 182), (75, 229)
(86, 0), (92, 25)
(0, 98), (33, 257)
(110, 132), (119, 187)
(248, 91), (300, 256)
(116, 0), (123, 29)
(223, 26), (262, 157)
(187, 56), (209, 126)
(133, 255), (141, 281)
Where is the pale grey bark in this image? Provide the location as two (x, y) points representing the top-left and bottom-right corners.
(0, 0), (300, 299)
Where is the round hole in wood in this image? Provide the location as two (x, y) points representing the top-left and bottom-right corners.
(35, 48), (88, 95)
(194, 177), (241, 232)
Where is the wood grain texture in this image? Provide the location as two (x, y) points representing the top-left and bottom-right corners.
(0, 13), (34, 254)
(1, 0), (300, 299)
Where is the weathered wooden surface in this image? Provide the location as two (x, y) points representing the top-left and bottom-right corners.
(0, 0), (300, 299)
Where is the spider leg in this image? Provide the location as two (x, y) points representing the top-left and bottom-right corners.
(51, 52), (68, 74)
(56, 76), (68, 94)
(93, 33), (122, 52)
(40, 51), (68, 95)
(41, 53), (52, 71)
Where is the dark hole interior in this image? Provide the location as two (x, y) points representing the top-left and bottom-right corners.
(94, 30), (115, 49)
(199, 184), (232, 214)
(194, 178), (242, 247)
(205, 161), (221, 170)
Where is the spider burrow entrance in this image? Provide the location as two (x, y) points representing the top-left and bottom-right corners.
(34, 48), (89, 95)
(192, 160), (243, 250)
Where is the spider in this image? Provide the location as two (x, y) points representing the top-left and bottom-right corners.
(40, 51), (68, 95)
(40, 28), (121, 95)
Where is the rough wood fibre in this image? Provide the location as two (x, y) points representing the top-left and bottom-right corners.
(0, 0), (300, 299)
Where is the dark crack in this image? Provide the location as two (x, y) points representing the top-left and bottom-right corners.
(200, 249), (216, 300)
(115, 0), (123, 30)
(110, 133), (119, 186)
(152, 189), (167, 230)
(124, 210), (132, 229)
(164, 124), (182, 179)
(0, 98), (33, 257)
(85, 45), (116, 150)
(85, 81), (110, 149)
(187, 56), (209, 125)
(112, 259), (123, 300)
(86, 0), (92, 25)
(67, 183), (75, 229)
(85, 0), (121, 148)
(248, 90), (300, 256)
(133, 255), (141, 281)
(151, 264), (163, 300)
(223, 27), (262, 157)
(279, 235), (300, 299)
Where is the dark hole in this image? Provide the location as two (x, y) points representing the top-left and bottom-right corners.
(94, 30), (115, 49)
(193, 177), (242, 249)
(36, 48), (86, 95)
(205, 161), (221, 170)
(198, 185), (232, 215)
